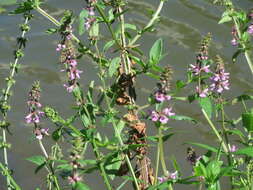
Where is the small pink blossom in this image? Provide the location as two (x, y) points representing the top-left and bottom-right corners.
(229, 145), (238, 152)
(68, 173), (82, 184)
(196, 86), (209, 98)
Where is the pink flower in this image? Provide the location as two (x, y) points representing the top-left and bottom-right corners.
(68, 173), (82, 184)
(196, 86), (209, 98)
(247, 24), (253, 35)
(229, 145), (238, 152)
(155, 92), (171, 102)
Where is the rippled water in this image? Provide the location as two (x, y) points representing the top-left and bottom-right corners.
(0, 0), (252, 189)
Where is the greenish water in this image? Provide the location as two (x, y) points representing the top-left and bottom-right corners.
(0, 0), (252, 189)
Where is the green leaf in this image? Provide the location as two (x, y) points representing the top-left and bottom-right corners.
(149, 38), (163, 64)
(109, 57), (121, 77)
(105, 154), (122, 180)
(0, 0), (16, 6)
(124, 23), (137, 31)
(26, 155), (46, 166)
(234, 146), (253, 157)
(232, 49), (243, 63)
(74, 182), (91, 190)
(185, 142), (219, 153)
(79, 9), (89, 35)
(103, 40), (115, 52)
(108, 8), (114, 22)
(199, 97), (212, 119)
(176, 80), (186, 90)
(242, 112), (253, 132)
(218, 11), (232, 24)
(45, 28), (57, 34)
(170, 115), (197, 124)
(89, 22), (99, 37)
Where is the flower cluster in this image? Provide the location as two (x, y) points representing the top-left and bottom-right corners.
(56, 28), (82, 93)
(25, 81), (44, 124)
(189, 34), (211, 76)
(231, 26), (239, 46)
(189, 34), (211, 98)
(25, 82), (49, 140)
(68, 173), (82, 184)
(34, 128), (49, 140)
(84, 1), (96, 30)
(150, 108), (175, 124)
(154, 66), (173, 102)
(158, 171), (178, 183)
(209, 56), (230, 93)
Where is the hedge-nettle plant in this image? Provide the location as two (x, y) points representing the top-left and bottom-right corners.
(1, 0), (253, 190)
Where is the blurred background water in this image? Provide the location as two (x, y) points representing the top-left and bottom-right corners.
(0, 0), (253, 189)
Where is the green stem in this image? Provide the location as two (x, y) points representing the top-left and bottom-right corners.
(232, 16), (253, 76)
(95, 51), (140, 190)
(1, 16), (29, 190)
(38, 140), (61, 190)
(158, 127), (167, 175)
(201, 108), (228, 153)
(95, 5), (122, 49)
(129, 0), (165, 46)
(154, 141), (160, 185)
(91, 138), (113, 190)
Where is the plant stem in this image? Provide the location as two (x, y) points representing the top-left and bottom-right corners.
(95, 5), (122, 49)
(95, 46), (140, 190)
(154, 141), (160, 185)
(201, 108), (228, 153)
(91, 138), (113, 190)
(231, 14), (253, 76)
(1, 16), (29, 190)
(129, 0), (165, 46)
(158, 127), (167, 175)
(38, 140), (61, 190)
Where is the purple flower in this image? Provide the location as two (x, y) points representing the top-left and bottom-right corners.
(68, 173), (82, 184)
(87, 6), (95, 16)
(159, 115), (169, 124)
(151, 111), (159, 122)
(85, 18), (96, 30)
(229, 145), (237, 152)
(210, 67), (230, 94)
(25, 82), (44, 124)
(196, 86), (209, 98)
(155, 92), (171, 102)
(169, 171), (178, 180)
(247, 24), (253, 35)
(231, 38), (238, 46)
(34, 128), (49, 140)
(162, 107), (175, 116)
(189, 64), (210, 76)
(150, 107), (175, 124)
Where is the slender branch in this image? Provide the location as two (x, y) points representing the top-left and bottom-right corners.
(158, 127), (167, 175)
(129, 0), (165, 46)
(95, 5), (123, 49)
(201, 108), (228, 153)
(232, 17), (253, 76)
(1, 16), (29, 190)
(91, 138), (113, 190)
(35, 6), (99, 61)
